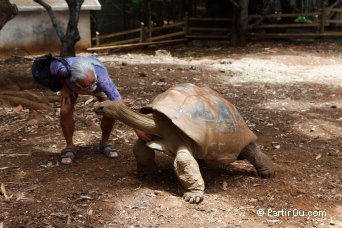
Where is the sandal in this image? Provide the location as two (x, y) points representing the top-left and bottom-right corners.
(98, 143), (119, 158)
(60, 148), (76, 165)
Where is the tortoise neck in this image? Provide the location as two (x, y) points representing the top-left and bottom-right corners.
(110, 104), (159, 135)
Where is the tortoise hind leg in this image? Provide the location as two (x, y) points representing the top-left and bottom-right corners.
(174, 147), (205, 203)
(133, 139), (157, 175)
(239, 142), (276, 178)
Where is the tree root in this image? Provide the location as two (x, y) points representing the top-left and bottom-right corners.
(0, 95), (54, 112)
(0, 78), (20, 91)
(45, 95), (60, 103)
(16, 81), (40, 90)
(0, 90), (50, 104)
(0, 98), (11, 107)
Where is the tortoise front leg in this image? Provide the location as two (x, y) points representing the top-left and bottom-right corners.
(174, 147), (205, 203)
(133, 139), (157, 175)
(239, 142), (276, 178)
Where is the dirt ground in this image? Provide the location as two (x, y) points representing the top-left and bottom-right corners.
(0, 41), (341, 228)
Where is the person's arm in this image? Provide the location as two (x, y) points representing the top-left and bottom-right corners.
(59, 80), (75, 106)
(95, 66), (121, 101)
(51, 60), (75, 106)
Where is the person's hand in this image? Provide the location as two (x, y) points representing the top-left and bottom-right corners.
(60, 86), (75, 106)
(134, 128), (152, 142)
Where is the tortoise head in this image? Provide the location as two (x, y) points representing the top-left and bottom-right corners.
(94, 100), (122, 118)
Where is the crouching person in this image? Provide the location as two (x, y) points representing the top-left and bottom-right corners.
(50, 56), (149, 164)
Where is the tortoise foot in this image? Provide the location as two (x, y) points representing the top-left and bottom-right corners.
(256, 154), (277, 178)
(240, 142), (277, 179)
(183, 190), (203, 204)
(257, 166), (276, 178)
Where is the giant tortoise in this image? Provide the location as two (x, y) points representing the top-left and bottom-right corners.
(94, 83), (276, 203)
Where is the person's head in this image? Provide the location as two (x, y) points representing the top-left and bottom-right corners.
(70, 58), (98, 93)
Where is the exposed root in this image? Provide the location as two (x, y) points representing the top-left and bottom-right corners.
(0, 98), (11, 107)
(0, 90), (49, 104)
(0, 78), (20, 91)
(45, 95), (60, 103)
(0, 95), (54, 112)
(15, 80), (39, 90)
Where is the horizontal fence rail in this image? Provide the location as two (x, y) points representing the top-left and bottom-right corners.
(88, 22), (187, 51)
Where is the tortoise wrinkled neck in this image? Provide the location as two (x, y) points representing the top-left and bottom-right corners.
(98, 102), (159, 135)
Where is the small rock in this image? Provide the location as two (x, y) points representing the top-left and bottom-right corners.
(222, 181), (228, 190)
(249, 198), (258, 203)
(272, 142), (280, 149)
(189, 65), (196, 70)
(27, 119), (38, 126)
(296, 188), (306, 194)
(138, 72), (147, 77)
(87, 209), (93, 216)
(219, 60), (232, 64)
(154, 190), (163, 195)
(155, 49), (171, 56)
(146, 192), (156, 197)
(13, 104), (23, 113)
(84, 98), (94, 105)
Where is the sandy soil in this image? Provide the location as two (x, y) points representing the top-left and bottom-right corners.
(0, 41), (341, 227)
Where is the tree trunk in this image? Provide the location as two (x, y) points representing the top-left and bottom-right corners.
(60, 0), (83, 57)
(34, 0), (84, 57)
(0, 0), (18, 30)
(60, 38), (77, 57)
(231, 0), (249, 47)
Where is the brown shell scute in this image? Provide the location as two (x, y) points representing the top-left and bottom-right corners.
(140, 83), (257, 161)
(183, 98), (242, 133)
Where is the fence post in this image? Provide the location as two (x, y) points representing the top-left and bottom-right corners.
(184, 12), (189, 35)
(319, 0), (327, 37)
(148, 25), (152, 41)
(140, 22), (145, 43)
(148, 0), (152, 41)
(95, 31), (100, 47)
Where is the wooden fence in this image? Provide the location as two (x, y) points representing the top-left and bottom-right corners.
(87, 7), (342, 51)
(248, 7), (342, 38)
(186, 16), (232, 39)
(186, 7), (342, 39)
(87, 22), (187, 51)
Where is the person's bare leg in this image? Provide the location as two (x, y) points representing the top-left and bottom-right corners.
(98, 97), (117, 158)
(100, 116), (115, 145)
(60, 94), (78, 164)
(133, 139), (157, 174)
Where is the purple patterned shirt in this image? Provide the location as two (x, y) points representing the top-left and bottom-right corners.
(50, 56), (121, 101)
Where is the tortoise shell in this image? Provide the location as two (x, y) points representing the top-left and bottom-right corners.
(140, 83), (257, 162)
